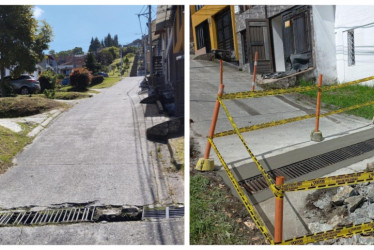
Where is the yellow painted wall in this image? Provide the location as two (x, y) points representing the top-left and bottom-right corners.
(190, 5), (238, 60)
(173, 6), (184, 54)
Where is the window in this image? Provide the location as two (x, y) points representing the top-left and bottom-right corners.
(195, 5), (204, 11)
(195, 22), (205, 50)
(347, 29), (355, 66)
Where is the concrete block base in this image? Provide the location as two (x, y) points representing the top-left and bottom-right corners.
(311, 130), (324, 142)
(195, 158), (215, 171)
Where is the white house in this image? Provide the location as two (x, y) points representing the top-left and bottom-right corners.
(335, 5), (374, 85)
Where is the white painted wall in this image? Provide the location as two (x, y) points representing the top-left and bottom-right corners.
(271, 15), (285, 72)
(312, 5), (337, 84)
(335, 5), (374, 85)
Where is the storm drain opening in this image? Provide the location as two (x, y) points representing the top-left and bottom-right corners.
(0, 205), (184, 227)
(143, 206), (184, 219)
(0, 207), (95, 226)
(240, 137), (374, 194)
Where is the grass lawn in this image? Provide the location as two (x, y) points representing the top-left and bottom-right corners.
(300, 80), (374, 120)
(190, 173), (267, 245)
(0, 124), (32, 174)
(89, 76), (122, 89)
(0, 96), (66, 118)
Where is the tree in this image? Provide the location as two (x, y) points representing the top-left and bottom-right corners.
(96, 50), (114, 65)
(113, 35), (119, 47)
(89, 37), (101, 53)
(72, 47), (84, 55)
(0, 6), (53, 95)
(84, 52), (100, 73)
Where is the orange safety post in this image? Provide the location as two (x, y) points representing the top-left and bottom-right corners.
(203, 60), (225, 159)
(252, 52), (258, 91)
(274, 176), (284, 243)
(196, 60), (225, 171)
(311, 74), (324, 141)
(315, 74), (323, 132)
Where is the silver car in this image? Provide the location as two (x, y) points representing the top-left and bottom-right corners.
(4, 75), (41, 95)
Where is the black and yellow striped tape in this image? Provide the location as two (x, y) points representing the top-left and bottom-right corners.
(279, 170), (374, 192)
(221, 75), (374, 100)
(217, 98), (283, 197)
(214, 99), (374, 138)
(208, 137), (274, 244)
(279, 221), (374, 245)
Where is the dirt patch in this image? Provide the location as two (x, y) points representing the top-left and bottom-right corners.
(0, 96), (66, 118)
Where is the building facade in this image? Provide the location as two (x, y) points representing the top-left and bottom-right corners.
(190, 5), (239, 61)
(235, 5), (337, 83)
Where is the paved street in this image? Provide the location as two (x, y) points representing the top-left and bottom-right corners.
(0, 77), (183, 244)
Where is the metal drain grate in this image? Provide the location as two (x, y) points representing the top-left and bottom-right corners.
(0, 207), (95, 227)
(240, 138), (374, 194)
(143, 206), (184, 219)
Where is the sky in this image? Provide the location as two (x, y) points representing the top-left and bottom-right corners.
(33, 5), (157, 53)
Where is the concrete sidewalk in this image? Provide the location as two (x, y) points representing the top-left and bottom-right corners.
(190, 57), (374, 242)
(191, 58), (373, 166)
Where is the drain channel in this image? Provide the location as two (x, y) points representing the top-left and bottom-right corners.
(0, 207), (95, 226)
(240, 138), (374, 194)
(0, 205), (184, 227)
(143, 206), (184, 219)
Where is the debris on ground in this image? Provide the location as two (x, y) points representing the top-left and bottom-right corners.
(304, 162), (374, 245)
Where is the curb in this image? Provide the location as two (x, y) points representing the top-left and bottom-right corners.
(27, 110), (62, 137)
(167, 137), (184, 170)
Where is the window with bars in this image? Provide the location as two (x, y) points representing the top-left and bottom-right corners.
(347, 29), (355, 66)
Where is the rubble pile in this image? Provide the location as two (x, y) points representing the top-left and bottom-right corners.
(304, 163), (374, 245)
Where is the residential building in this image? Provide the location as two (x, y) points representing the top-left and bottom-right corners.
(190, 5), (239, 61)
(36, 54), (58, 74)
(149, 5), (184, 117)
(335, 5), (374, 84)
(234, 6), (336, 82)
(57, 54), (86, 76)
(235, 5), (337, 83)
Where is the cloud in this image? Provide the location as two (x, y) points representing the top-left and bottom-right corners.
(33, 6), (44, 19)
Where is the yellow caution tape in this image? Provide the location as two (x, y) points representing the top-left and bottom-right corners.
(214, 99), (374, 138)
(217, 98), (283, 198)
(279, 221), (374, 245)
(208, 137), (274, 244)
(221, 75), (374, 100)
(278, 170), (374, 192)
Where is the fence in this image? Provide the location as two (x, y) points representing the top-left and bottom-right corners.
(198, 59), (374, 245)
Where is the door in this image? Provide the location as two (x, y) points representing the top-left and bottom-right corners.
(215, 7), (234, 51)
(246, 19), (274, 73)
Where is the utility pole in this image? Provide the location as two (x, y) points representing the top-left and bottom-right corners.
(143, 35), (147, 75)
(148, 5), (153, 78)
(120, 45), (123, 76)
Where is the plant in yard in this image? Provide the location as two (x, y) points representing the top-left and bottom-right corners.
(0, 6), (53, 96)
(38, 69), (57, 91)
(43, 89), (55, 99)
(69, 68), (90, 91)
(84, 52), (101, 74)
(91, 75), (104, 86)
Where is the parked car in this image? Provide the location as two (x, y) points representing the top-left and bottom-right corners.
(4, 75), (41, 94)
(97, 72), (109, 77)
(62, 77), (69, 86)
